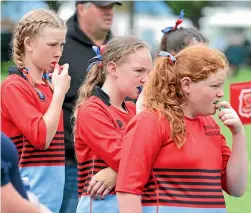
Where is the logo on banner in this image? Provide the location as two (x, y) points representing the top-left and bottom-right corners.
(238, 88), (251, 118)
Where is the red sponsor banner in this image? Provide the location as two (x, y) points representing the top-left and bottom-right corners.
(230, 81), (251, 125)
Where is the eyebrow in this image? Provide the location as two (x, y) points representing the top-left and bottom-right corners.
(132, 66), (148, 70)
(209, 80), (225, 84)
(48, 41), (66, 45)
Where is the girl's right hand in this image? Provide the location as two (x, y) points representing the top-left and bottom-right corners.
(51, 63), (71, 95)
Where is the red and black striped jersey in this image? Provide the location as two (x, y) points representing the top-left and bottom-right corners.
(1, 74), (65, 167)
(75, 86), (136, 198)
(1, 74), (65, 212)
(116, 110), (231, 210)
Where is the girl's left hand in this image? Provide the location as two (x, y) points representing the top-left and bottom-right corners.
(87, 167), (117, 200)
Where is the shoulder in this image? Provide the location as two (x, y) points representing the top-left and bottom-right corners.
(78, 96), (110, 116)
(132, 110), (170, 131)
(1, 75), (31, 94)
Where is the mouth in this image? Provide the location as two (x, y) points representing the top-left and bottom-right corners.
(104, 18), (113, 23)
(213, 100), (219, 105)
(51, 62), (63, 73)
(51, 62), (57, 68)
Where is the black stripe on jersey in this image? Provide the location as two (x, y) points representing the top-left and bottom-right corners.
(22, 148), (65, 153)
(153, 168), (221, 173)
(78, 171), (98, 178)
(10, 135), (23, 140)
(14, 140), (23, 145)
(155, 174), (221, 180)
(157, 180), (221, 186)
(24, 143), (64, 148)
(142, 193), (224, 199)
(78, 159), (106, 166)
(78, 165), (106, 172)
(52, 137), (64, 141)
(20, 160), (65, 165)
(142, 199), (225, 205)
(157, 186), (222, 193)
(21, 154), (64, 159)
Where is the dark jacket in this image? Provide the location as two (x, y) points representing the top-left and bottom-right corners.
(59, 14), (112, 165)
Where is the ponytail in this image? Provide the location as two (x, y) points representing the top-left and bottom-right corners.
(72, 63), (105, 138)
(144, 54), (186, 147)
(80, 63), (106, 101)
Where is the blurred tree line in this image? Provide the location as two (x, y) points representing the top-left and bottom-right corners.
(45, 1), (211, 29)
(165, 1), (210, 28)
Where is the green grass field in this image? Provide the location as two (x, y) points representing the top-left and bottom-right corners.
(1, 67), (251, 212)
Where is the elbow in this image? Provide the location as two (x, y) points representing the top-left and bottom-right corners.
(227, 187), (247, 197)
(229, 192), (245, 198)
(43, 144), (49, 150)
(43, 139), (51, 150)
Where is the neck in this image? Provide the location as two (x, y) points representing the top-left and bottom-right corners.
(181, 104), (196, 119)
(102, 79), (126, 112)
(23, 58), (44, 81)
(78, 18), (108, 46)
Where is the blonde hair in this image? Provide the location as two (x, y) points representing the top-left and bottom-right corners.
(144, 44), (229, 147)
(73, 36), (149, 135)
(12, 9), (66, 68)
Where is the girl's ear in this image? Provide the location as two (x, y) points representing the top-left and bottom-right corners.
(24, 37), (33, 52)
(107, 61), (118, 78)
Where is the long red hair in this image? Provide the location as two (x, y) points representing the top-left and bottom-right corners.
(144, 44), (229, 146)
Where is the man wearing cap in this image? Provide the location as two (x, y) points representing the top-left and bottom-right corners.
(59, 1), (122, 213)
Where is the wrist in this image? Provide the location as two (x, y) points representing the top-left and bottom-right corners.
(232, 126), (245, 135)
(53, 89), (65, 98)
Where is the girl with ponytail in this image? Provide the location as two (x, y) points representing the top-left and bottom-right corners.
(116, 44), (248, 213)
(73, 36), (152, 213)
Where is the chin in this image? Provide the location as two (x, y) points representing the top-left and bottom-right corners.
(127, 94), (138, 100)
(205, 110), (216, 116)
(102, 25), (112, 32)
(46, 66), (54, 73)
(197, 111), (214, 117)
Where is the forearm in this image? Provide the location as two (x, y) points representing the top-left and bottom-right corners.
(1, 183), (41, 213)
(226, 128), (248, 196)
(43, 91), (65, 149)
(117, 192), (142, 213)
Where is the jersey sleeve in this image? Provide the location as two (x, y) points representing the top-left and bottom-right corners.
(1, 82), (47, 149)
(220, 134), (231, 193)
(116, 111), (168, 195)
(76, 103), (123, 172)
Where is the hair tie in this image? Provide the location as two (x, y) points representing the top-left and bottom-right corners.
(87, 46), (104, 72)
(159, 51), (176, 65)
(161, 10), (185, 34)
